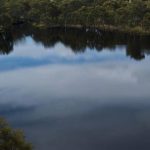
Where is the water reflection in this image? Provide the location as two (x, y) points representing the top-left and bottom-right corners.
(0, 26), (150, 60)
(0, 26), (150, 150)
(0, 32), (13, 55)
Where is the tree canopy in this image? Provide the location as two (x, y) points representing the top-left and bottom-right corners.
(0, 118), (32, 150)
(0, 0), (150, 33)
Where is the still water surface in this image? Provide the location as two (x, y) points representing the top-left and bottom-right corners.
(0, 27), (150, 150)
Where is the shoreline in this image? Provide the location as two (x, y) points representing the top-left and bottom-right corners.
(1, 23), (150, 36)
(32, 24), (150, 36)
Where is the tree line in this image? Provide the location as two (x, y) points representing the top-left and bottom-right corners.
(0, 0), (150, 33)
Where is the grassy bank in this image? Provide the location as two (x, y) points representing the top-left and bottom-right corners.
(1, 22), (149, 36)
(32, 23), (150, 36)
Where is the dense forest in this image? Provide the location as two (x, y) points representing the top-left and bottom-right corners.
(0, 0), (150, 34)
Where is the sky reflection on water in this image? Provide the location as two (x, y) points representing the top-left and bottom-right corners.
(0, 28), (150, 150)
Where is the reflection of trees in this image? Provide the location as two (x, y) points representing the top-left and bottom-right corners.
(0, 32), (13, 55)
(127, 37), (145, 60)
(1, 26), (150, 61)
(31, 28), (150, 61)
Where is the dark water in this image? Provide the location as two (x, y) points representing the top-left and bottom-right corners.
(0, 27), (150, 150)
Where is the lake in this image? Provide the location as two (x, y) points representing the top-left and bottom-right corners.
(0, 26), (150, 150)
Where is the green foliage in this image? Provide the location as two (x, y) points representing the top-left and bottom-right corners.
(0, 118), (32, 150)
(0, 0), (150, 33)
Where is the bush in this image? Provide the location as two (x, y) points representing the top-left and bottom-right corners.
(0, 118), (32, 150)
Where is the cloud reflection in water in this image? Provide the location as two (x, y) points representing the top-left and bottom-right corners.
(0, 31), (150, 150)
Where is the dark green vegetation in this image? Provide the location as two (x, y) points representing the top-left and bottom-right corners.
(0, 0), (150, 34)
(0, 118), (32, 150)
